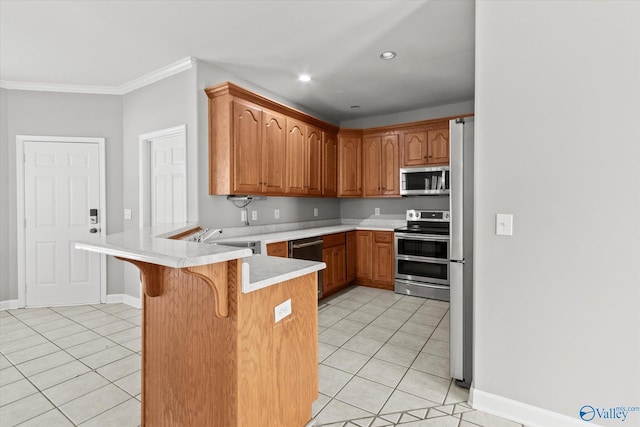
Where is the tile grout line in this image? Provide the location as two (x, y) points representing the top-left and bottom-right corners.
(1, 305), (142, 427)
(316, 289), (452, 425)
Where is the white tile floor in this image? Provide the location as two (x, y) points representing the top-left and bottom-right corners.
(0, 286), (522, 427)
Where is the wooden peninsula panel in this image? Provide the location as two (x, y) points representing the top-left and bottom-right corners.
(119, 257), (318, 427)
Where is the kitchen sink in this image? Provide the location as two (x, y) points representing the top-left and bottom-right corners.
(206, 240), (261, 255)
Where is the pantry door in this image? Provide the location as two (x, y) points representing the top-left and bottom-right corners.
(21, 138), (105, 306)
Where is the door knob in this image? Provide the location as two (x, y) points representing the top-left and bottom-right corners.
(89, 228), (99, 233)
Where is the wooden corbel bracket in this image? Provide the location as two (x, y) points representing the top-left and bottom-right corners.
(116, 258), (229, 318)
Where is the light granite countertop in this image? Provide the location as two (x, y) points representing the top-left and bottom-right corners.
(209, 219), (403, 254)
(75, 223), (325, 294)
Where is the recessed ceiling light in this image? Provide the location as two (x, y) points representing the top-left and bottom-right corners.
(298, 74), (311, 82)
(350, 105), (361, 110)
(379, 51), (397, 60)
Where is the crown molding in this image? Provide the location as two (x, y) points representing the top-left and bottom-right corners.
(0, 80), (121, 95)
(0, 56), (196, 95)
(118, 56), (196, 94)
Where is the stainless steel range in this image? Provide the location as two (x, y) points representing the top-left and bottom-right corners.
(394, 209), (451, 301)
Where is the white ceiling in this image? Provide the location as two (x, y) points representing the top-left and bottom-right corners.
(0, 0), (475, 122)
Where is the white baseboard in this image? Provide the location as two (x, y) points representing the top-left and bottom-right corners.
(105, 294), (141, 309)
(0, 299), (20, 311)
(471, 388), (590, 427)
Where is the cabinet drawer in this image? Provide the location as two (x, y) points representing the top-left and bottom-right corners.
(323, 233), (346, 248)
(374, 231), (393, 243)
(266, 241), (288, 258)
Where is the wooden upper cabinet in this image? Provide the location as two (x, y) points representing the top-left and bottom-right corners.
(426, 128), (450, 165)
(286, 119), (306, 195)
(232, 100), (262, 194)
(262, 110), (287, 194)
(363, 133), (399, 197)
(381, 134), (400, 195)
(286, 119), (323, 196)
(363, 135), (381, 197)
(322, 132), (338, 197)
(205, 82), (339, 196)
(306, 125), (323, 196)
(402, 130), (428, 167)
(207, 82), (461, 196)
(338, 132), (362, 197)
(401, 123), (450, 167)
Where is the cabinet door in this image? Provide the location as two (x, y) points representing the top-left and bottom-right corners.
(306, 125), (323, 196)
(233, 100), (262, 193)
(373, 232), (394, 288)
(427, 128), (450, 165)
(322, 247), (336, 294)
(286, 119), (306, 195)
(322, 132), (338, 197)
(363, 135), (381, 197)
(355, 231), (372, 281)
(402, 130), (428, 167)
(334, 245), (347, 287)
(380, 134), (400, 196)
(266, 241), (288, 258)
(346, 231), (356, 282)
(338, 135), (362, 197)
(262, 110), (287, 194)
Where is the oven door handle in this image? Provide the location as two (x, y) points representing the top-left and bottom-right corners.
(395, 254), (450, 264)
(395, 233), (450, 241)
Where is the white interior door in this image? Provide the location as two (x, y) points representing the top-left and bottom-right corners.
(150, 135), (186, 225)
(24, 141), (102, 306)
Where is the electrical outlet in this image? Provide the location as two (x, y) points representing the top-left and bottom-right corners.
(274, 209), (280, 219)
(274, 299), (292, 323)
(313, 207), (318, 217)
(241, 210), (247, 222)
(374, 207), (380, 216)
(251, 210), (258, 221)
(124, 209), (132, 220)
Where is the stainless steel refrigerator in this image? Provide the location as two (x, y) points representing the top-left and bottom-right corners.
(449, 117), (474, 388)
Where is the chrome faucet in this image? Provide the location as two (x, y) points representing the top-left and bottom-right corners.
(193, 228), (223, 243)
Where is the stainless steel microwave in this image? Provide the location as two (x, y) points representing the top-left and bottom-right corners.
(400, 166), (450, 196)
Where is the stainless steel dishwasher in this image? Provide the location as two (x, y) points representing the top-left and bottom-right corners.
(289, 237), (324, 299)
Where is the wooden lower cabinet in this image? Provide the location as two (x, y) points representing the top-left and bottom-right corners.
(322, 233), (350, 297)
(346, 231), (356, 283)
(355, 230), (394, 290)
(266, 241), (288, 257)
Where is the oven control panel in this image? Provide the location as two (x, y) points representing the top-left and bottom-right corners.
(406, 210), (450, 222)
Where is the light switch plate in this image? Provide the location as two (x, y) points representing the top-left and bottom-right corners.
(313, 207), (318, 217)
(274, 209), (280, 219)
(496, 213), (514, 236)
(274, 299), (292, 323)
(124, 209), (132, 220)
(241, 210), (247, 222)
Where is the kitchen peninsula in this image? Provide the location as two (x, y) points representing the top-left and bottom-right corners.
(76, 224), (325, 427)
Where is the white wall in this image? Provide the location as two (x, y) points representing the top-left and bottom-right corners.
(474, 2), (640, 426)
(2, 90), (124, 299)
(121, 69), (198, 299)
